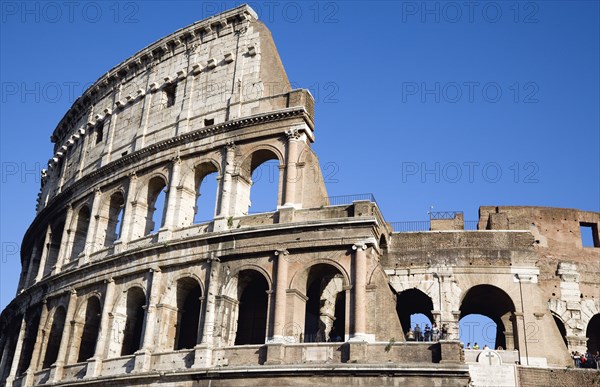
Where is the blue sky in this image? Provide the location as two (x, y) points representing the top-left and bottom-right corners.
(1, 1), (598, 347)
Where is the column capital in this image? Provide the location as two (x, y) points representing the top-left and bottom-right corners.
(170, 154), (182, 164)
(226, 141), (237, 151)
(352, 242), (368, 251)
(285, 128), (301, 140)
(93, 187), (102, 196)
(274, 249), (289, 256)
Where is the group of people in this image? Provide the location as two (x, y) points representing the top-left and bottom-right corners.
(406, 323), (448, 342)
(572, 351), (600, 369)
(464, 342), (493, 350)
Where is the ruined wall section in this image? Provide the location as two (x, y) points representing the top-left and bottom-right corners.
(38, 5), (300, 212)
(478, 206), (600, 354)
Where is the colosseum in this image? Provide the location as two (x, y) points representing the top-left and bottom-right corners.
(0, 4), (598, 387)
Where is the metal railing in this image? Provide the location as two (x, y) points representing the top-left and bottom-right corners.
(429, 211), (463, 220)
(390, 220), (479, 232)
(326, 193), (377, 206)
(390, 221), (430, 232)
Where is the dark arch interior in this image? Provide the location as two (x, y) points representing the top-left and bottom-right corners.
(396, 288), (434, 337)
(553, 314), (568, 348)
(0, 316), (22, 382)
(175, 278), (202, 350)
(71, 206), (91, 260)
(45, 219), (65, 273)
(105, 192), (125, 246)
(43, 307), (67, 368)
(587, 314), (600, 354)
(121, 288), (146, 356)
(459, 285), (516, 350)
(304, 264), (345, 342)
(16, 308), (41, 375)
(78, 297), (102, 362)
(235, 270), (269, 345)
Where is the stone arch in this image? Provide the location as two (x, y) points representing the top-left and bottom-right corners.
(396, 288), (435, 339)
(459, 284), (517, 350)
(192, 161), (220, 224)
(42, 305), (67, 369)
(587, 313), (600, 354)
(99, 189), (126, 247)
(0, 314), (22, 382)
(237, 145), (284, 214)
(16, 306), (42, 375)
(73, 295), (102, 363)
(228, 269), (270, 345)
(70, 204), (91, 260)
(298, 263), (348, 343)
(43, 218), (66, 276)
(172, 276), (203, 350)
(108, 285), (147, 358)
(551, 312), (568, 348)
(143, 175), (168, 235)
(290, 258), (350, 292)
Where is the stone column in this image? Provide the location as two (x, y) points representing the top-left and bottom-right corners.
(194, 258), (221, 368)
(119, 171), (138, 244)
(283, 129), (301, 208)
(54, 203), (74, 272)
(351, 243), (368, 341)
(5, 315), (27, 387)
(162, 156), (181, 232)
(0, 339), (12, 382)
(52, 289), (77, 382)
(271, 250), (289, 342)
(35, 225), (53, 282)
(217, 142), (236, 219)
(86, 279), (116, 377)
(82, 188), (102, 262)
(135, 268), (162, 371)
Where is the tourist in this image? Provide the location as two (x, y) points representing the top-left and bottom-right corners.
(466, 342), (471, 349)
(414, 324), (422, 342)
(473, 342), (480, 350)
(496, 346), (504, 350)
(573, 351), (581, 368)
(431, 323), (439, 341)
(407, 328), (415, 341)
(483, 345), (489, 350)
(424, 324), (432, 341)
(441, 324), (448, 340)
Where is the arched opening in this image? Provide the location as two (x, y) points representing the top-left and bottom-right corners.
(241, 149), (280, 214)
(234, 270), (269, 345)
(77, 297), (102, 362)
(396, 288), (434, 341)
(104, 192), (125, 246)
(44, 220), (65, 275)
(145, 177), (167, 235)
(26, 237), (45, 285)
(70, 206), (91, 260)
(43, 307), (67, 369)
(459, 285), (517, 350)
(0, 316), (22, 382)
(174, 278), (202, 350)
(459, 314), (497, 349)
(303, 264), (346, 342)
(552, 314), (568, 348)
(194, 164), (219, 223)
(121, 287), (146, 356)
(587, 314), (600, 354)
(16, 308), (41, 375)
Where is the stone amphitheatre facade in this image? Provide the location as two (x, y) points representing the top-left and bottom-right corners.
(0, 5), (599, 387)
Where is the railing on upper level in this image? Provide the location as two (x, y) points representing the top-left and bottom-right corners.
(326, 193), (377, 206)
(390, 220), (479, 232)
(429, 211), (463, 220)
